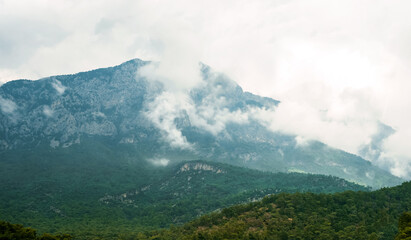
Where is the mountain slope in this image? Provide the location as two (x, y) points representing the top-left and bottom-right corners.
(138, 181), (411, 240)
(0, 144), (368, 239)
(0, 59), (402, 188)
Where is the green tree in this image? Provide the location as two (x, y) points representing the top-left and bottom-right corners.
(396, 212), (411, 240)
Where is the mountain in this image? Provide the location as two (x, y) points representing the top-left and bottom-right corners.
(0, 59), (402, 188)
(0, 146), (368, 239)
(137, 181), (411, 240)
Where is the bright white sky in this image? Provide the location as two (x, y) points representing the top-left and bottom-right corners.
(1, 0), (411, 178)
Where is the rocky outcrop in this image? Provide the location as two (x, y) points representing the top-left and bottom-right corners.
(178, 162), (226, 174)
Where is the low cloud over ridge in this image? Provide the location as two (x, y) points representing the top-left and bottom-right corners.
(2, 0), (411, 178)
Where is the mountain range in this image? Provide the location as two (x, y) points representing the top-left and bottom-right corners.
(0, 59), (408, 239)
(0, 59), (403, 188)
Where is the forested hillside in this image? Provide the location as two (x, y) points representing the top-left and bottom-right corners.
(135, 182), (411, 240)
(396, 212), (411, 239)
(0, 220), (72, 240)
(0, 142), (368, 239)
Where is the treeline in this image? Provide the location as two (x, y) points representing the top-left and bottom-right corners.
(130, 182), (411, 240)
(0, 220), (72, 240)
(2, 212), (411, 240)
(0, 154), (369, 239)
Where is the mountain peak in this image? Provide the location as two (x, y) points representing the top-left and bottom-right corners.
(0, 59), (403, 189)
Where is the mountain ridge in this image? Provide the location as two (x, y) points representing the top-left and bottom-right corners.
(0, 58), (403, 188)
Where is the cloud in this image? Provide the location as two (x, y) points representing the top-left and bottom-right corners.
(138, 61), (202, 92)
(249, 92), (380, 155)
(144, 91), (194, 150)
(51, 79), (66, 95)
(358, 123), (395, 165)
(189, 106), (249, 136)
(43, 105), (54, 117)
(144, 88), (250, 149)
(380, 128), (411, 178)
(147, 157), (170, 167)
(0, 16), (66, 69)
(0, 69), (21, 85)
(0, 96), (17, 114)
(2, 0), (411, 177)
(295, 136), (310, 147)
(144, 90), (249, 150)
(143, 67), (250, 150)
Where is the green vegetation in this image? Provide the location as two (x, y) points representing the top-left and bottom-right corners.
(396, 212), (411, 240)
(0, 140), (368, 239)
(0, 220), (72, 240)
(134, 181), (411, 240)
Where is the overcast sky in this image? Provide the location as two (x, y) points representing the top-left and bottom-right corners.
(1, 0), (411, 178)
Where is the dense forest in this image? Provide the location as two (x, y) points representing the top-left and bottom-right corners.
(0, 143), (369, 240)
(396, 212), (411, 239)
(0, 220), (72, 240)
(2, 198), (411, 239)
(130, 182), (411, 240)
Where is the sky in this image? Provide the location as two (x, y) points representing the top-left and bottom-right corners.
(1, 0), (411, 178)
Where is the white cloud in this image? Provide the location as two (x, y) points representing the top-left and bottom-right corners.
(249, 95), (379, 155)
(147, 157), (170, 167)
(43, 105), (53, 117)
(380, 129), (411, 178)
(295, 136), (309, 147)
(0, 69), (21, 85)
(189, 106), (249, 136)
(0, 96), (17, 114)
(51, 79), (66, 95)
(144, 91), (194, 150)
(138, 61), (202, 92)
(143, 66), (251, 150)
(2, 0), (411, 177)
(144, 88), (250, 150)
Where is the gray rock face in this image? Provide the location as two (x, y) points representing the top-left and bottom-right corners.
(0, 59), (156, 148)
(0, 59), (403, 188)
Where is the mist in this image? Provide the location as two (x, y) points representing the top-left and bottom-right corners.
(1, 0), (411, 177)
